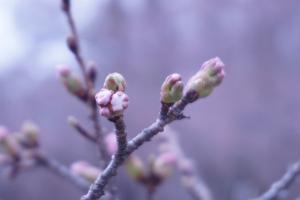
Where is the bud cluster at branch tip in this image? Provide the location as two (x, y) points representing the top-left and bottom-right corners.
(95, 73), (129, 118)
(185, 57), (225, 101)
(71, 161), (101, 183)
(160, 73), (183, 104)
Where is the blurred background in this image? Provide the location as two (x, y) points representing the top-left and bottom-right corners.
(1, 0), (300, 199)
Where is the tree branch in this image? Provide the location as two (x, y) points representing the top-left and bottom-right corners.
(252, 160), (300, 200)
(81, 92), (195, 200)
(35, 153), (90, 191)
(61, 0), (109, 165)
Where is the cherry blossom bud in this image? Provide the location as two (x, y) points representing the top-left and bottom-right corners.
(18, 121), (40, 148)
(161, 73), (183, 103)
(104, 133), (117, 156)
(185, 57), (225, 101)
(111, 91), (129, 113)
(71, 161), (101, 183)
(125, 155), (146, 182)
(67, 35), (78, 54)
(95, 89), (129, 118)
(153, 152), (177, 179)
(57, 65), (87, 101)
(0, 126), (20, 159)
(103, 73), (126, 92)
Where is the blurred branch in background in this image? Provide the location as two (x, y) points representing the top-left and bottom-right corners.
(253, 160), (300, 200)
(0, 123), (91, 191)
(158, 126), (213, 200)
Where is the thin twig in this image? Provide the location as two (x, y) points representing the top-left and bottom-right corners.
(61, 0), (109, 165)
(35, 153), (90, 191)
(81, 92), (194, 200)
(252, 160), (300, 200)
(70, 118), (98, 142)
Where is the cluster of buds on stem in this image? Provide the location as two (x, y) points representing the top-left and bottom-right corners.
(159, 57), (224, 118)
(57, 65), (87, 101)
(70, 161), (101, 183)
(185, 57), (225, 102)
(95, 73), (129, 118)
(0, 122), (42, 177)
(124, 152), (177, 193)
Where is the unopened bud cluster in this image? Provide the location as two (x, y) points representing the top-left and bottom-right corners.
(160, 57), (225, 105)
(0, 121), (40, 171)
(95, 73), (129, 118)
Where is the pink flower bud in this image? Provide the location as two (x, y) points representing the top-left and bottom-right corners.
(111, 91), (129, 112)
(71, 161), (101, 183)
(95, 89), (129, 118)
(104, 133), (117, 156)
(185, 57), (225, 100)
(153, 152), (177, 179)
(95, 88), (113, 106)
(56, 65), (71, 78)
(161, 73), (184, 103)
(57, 65), (87, 101)
(125, 155), (145, 181)
(103, 73), (126, 92)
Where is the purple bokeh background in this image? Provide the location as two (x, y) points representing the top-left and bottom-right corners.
(1, 0), (300, 199)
